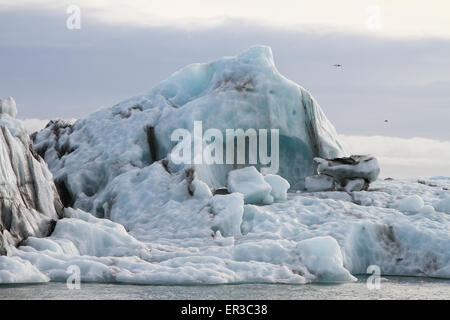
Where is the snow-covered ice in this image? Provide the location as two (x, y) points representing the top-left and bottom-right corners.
(3, 174), (450, 284)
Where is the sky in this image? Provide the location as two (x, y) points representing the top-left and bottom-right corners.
(0, 0), (449, 178)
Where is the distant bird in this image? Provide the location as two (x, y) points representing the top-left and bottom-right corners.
(333, 64), (343, 67)
(384, 120), (388, 123)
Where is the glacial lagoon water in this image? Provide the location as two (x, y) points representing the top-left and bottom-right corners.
(1, 276), (449, 300)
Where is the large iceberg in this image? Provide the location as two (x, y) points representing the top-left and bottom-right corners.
(0, 97), (63, 254)
(33, 45), (344, 218)
(1, 47), (449, 285)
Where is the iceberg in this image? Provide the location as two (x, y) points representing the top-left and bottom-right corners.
(0, 98), (63, 253)
(33, 45), (345, 219)
(1, 48), (449, 285)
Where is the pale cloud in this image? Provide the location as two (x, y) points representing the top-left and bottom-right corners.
(1, 0), (450, 38)
(21, 118), (49, 133)
(339, 135), (450, 179)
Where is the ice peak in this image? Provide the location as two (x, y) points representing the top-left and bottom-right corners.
(0, 96), (18, 118)
(236, 45), (275, 68)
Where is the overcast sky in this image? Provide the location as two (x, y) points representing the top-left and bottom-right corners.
(1, 1), (450, 178)
(1, 0), (449, 140)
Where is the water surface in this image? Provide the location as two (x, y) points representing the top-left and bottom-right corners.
(1, 276), (449, 300)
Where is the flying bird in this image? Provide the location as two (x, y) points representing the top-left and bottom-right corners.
(333, 64), (343, 67)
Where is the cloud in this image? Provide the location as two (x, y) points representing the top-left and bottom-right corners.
(20, 118), (49, 133)
(1, 8), (449, 140)
(2, 0), (450, 38)
(339, 135), (450, 179)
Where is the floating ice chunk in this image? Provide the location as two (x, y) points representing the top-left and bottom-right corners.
(227, 167), (271, 204)
(0, 96), (17, 118)
(264, 174), (290, 202)
(396, 195), (424, 214)
(210, 193), (244, 237)
(296, 236), (356, 283)
(0, 255), (49, 283)
(305, 174), (335, 192)
(434, 197), (450, 214)
(315, 155), (379, 185)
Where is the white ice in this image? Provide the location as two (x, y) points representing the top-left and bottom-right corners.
(305, 174), (335, 192)
(227, 166), (271, 204)
(2, 47), (449, 285)
(0, 96), (17, 119)
(210, 193), (244, 237)
(3, 176), (448, 285)
(296, 236), (356, 282)
(434, 197), (450, 214)
(263, 174), (290, 202)
(1, 100), (62, 251)
(0, 255), (49, 284)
